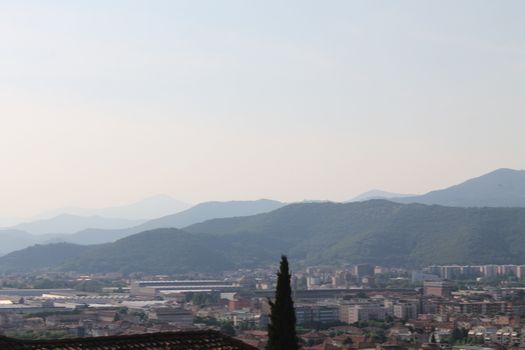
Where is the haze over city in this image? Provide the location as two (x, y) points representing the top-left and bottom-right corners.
(1, 0), (525, 218)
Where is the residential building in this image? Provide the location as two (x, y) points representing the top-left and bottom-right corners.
(339, 303), (386, 324)
(295, 304), (339, 324)
(393, 301), (419, 320)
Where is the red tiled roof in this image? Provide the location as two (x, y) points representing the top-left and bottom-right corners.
(305, 341), (341, 350)
(0, 330), (257, 350)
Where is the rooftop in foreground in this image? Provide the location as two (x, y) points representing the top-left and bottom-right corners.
(0, 330), (257, 350)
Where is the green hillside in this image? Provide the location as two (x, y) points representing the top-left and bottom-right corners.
(186, 200), (525, 267)
(60, 229), (236, 274)
(0, 243), (91, 273)
(3, 200), (525, 273)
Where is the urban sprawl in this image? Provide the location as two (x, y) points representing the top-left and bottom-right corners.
(2, 264), (525, 350)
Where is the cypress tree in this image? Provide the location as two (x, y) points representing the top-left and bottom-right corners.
(266, 255), (299, 350)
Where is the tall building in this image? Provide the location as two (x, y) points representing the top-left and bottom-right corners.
(500, 265), (517, 276)
(460, 266), (482, 278)
(352, 264), (375, 279)
(441, 266), (462, 280)
(483, 265), (497, 278)
(516, 265), (525, 279)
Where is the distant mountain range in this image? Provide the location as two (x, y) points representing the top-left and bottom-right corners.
(349, 190), (414, 202)
(12, 214), (144, 235)
(351, 168), (525, 208)
(137, 199), (285, 231)
(0, 243), (92, 272)
(0, 199), (286, 254)
(184, 200), (525, 268)
(49, 199), (285, 245)
(0, 195), (189, 233)
(4, 200), (525, 273)
(0, 230), (38, 257)
(0, 217), (22, 228)
(395, 168), (525, 207)
(34, 195), (191, 221)
(4, 168), (525, 273)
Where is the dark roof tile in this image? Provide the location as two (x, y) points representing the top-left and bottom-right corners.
(0, 330), (257, 350)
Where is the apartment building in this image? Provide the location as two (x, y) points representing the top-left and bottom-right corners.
(339, 302), (387, 324)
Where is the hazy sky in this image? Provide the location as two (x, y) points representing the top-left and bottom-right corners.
(1, 0), (524, 217)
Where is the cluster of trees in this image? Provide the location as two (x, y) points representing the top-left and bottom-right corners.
(451, 327), (469, 344)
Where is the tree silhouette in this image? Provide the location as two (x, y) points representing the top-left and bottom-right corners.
(430, 333), (437, 343)
(266, 255), (299, 350)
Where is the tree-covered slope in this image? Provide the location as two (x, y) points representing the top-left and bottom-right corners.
(44, 199), (285, 247)
(60, 228), (236, 274)
(0, 230), (38, 256)
(186, 200), (525, 267)
(0, 243), (91, 273)
(4, 201), (525, 273)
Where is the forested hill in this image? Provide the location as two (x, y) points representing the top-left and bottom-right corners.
(3, 200), (525, 273)
(185, 200), (525, 267)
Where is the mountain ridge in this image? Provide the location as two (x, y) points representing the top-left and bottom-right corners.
(32, 195), (191, 221)
(4, 200), (525, 273)
(0, 199), (287, 254)
(396, 168), (525, 207)
(12, 214), (144, 235)
(40, 199), (286, 246)
(349, 190), (415, 202)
